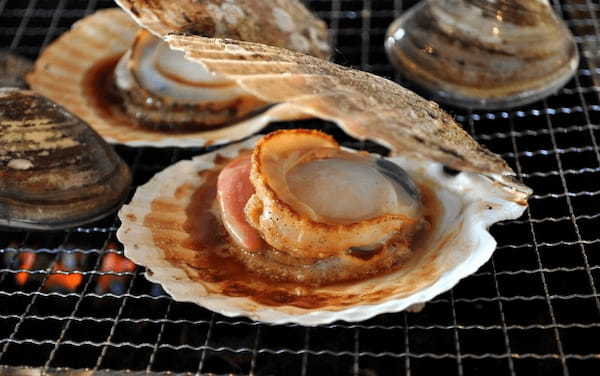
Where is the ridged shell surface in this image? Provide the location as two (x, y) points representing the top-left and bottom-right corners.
(115, 0), (331, 59)
(164, 34), (531, 199)
(0, 89), (131, 230)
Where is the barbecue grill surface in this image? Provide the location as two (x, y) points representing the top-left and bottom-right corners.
(1, 1), (600, 375)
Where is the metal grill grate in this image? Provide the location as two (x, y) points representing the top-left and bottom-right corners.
(1, 0), (600, 375)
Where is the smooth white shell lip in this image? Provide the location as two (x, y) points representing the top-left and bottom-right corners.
(117, 136), (527, 326)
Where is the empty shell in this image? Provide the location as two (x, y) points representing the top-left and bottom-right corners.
(0, 89), (131, 230)
(162, 33), (531, 202)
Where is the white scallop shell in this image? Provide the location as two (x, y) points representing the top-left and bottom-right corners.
(117, 136), (527, 325)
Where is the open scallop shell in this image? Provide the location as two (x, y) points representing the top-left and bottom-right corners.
(117, 135), (527, 325)
(161, 34), (530, 200)
(25, 9), (267, 147)
(27, 2), (330, 148)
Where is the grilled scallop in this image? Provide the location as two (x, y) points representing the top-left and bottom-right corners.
(118, 129), (530, 324)
(217, 130), (424, 284)
(113, 29), (268, 131)
(244, 131), (421, 257)
(0, 89), (131, 230)
(27, 0), (331, 146)
(116, 34), (532, 324)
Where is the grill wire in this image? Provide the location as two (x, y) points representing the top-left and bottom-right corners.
(1, 0), (600, 375)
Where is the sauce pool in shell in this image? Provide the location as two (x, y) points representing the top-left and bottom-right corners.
(142, 145), (443, 308)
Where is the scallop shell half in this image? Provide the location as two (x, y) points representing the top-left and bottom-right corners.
(117, 135), (527, 325)
(162, 34), (530, 200)
(27, 2), (330, 147)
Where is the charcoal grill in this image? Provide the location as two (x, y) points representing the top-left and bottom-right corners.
(1, 0), (600, 375)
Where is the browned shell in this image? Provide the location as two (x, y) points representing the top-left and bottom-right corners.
(0, 89), (131, 230)
(115, 0), (331, 59)
(164, 34), (530, 199)
(0, 52), (32, 88)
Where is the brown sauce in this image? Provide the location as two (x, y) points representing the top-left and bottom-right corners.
(81, 54), (205, 134)
(82, 54), (137, 128)
(144, 153), (445, 309)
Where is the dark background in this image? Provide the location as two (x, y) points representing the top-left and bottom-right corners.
(1, 0), (600, 375)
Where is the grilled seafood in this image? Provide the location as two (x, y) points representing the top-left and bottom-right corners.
(27, 0), (331, 146)
(385, 0), (579, 109)
(0, 89), (131, 230)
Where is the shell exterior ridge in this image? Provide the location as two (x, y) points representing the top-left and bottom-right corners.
(164, 34), (531, 201)
(114, 0), (332, 59)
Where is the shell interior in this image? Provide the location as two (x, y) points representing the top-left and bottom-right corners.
(117, 135), (528, 325)
(114, 0), (332, 59)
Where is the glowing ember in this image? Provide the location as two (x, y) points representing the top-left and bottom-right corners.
(15, 252), (35, 286)
(45, 260), (84, 291)
(96, 252), (136, 294)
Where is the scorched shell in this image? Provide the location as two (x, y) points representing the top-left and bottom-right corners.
(117, 132), (529, 325)
(27, 0), (331, 147)
(0, 89), (131, 230)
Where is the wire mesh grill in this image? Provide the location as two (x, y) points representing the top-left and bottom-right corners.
(1, 0), (600, 375)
